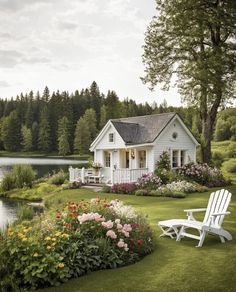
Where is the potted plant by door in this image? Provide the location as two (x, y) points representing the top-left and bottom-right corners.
(92, 162), (102, 175)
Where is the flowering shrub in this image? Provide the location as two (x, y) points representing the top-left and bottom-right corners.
(177, 162), (228, 186)
(111, 183), (137, 194)
(155, 151), (171, 170)
(0, 198), (154, 291)
(136, 173), (162, 190)
(160, 180), (200, 193)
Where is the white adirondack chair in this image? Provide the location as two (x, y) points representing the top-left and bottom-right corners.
(176, 189), (232, 247)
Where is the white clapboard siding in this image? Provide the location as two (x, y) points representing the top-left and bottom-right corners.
(153, 118), (196, 165)
(95, 124), (125, 150)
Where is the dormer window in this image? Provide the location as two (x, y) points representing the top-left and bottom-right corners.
(109, 133), (114, 142)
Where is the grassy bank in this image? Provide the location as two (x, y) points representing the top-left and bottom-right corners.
(36, 185), (236, 292)
(212, 140), (236, 183)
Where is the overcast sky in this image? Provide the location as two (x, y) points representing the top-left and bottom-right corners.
(0, 0), (181, 106)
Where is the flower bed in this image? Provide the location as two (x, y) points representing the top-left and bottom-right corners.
(0, 198), (154, 291)
(111, 183), (137, 194)
(177, 162), (229, 187)
(136, 173), (162, 190)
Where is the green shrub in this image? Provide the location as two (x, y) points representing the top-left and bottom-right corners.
(102, 185), (111, 193)
(149, 190), (166, 197)
(226, 163), (236, 173)
(155, 151), (171, 171)
(171, 191), (186, 198)
(1, 172), (16, 191)
(16, 204), (35, 221)
(48, 170), (68, 185)
(212, 151), (224, 168)
(12, 164), (36, 188)
(135, 189), (150, 196)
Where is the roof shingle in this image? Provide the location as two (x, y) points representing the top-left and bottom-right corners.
(111, 112), (176, 145)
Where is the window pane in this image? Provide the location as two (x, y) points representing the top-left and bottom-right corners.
(172, 150), (178, 168)
(109, 133), (114, 142)
(181, 150), (185, 166)
(104, 151), (111, 167)
(139, 150), (146, 168)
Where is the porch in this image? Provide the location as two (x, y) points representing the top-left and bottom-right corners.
(69, 166), (148, 185)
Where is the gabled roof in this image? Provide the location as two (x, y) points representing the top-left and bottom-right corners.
(111, 112), (176, 145)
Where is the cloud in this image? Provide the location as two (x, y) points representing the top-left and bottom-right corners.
(57, 21), (78, 31)
(0, 49), (23, 68)
(0, 80), (10, 87)
(0, 0), (56, 12)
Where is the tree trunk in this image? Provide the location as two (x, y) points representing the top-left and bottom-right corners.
(201, 117), (213, 163)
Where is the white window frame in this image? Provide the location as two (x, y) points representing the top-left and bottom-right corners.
(172, 150), (179, 168)
(108, 133), (114, 143)
(138, 150), (147, 169)
(104, 151), (111, 168)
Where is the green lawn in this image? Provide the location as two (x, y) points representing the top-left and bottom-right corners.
(39, 185), (236, 292)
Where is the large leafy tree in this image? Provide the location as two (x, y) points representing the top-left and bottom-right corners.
(142, 0), (236, 162)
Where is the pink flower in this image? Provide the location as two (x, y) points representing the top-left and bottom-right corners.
(102, 220), (114, 229)
(123, 224), (132, 232)
(117, 239), (125, 248)
(106, 230), (117, 239)
(116, 223), (123, 230)
(121, 230), (130, 237)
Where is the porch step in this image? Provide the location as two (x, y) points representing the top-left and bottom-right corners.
(82, 184), (104, 192)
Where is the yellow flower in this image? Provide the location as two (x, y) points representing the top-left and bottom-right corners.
(8, 231), (14, 236)
(57, 263), (65, 269)
(55, 232), (62, 237)
(18, 233), (25, 238)
(28, 227), (32, 231)
(62, 233), (69, 239)
(51, 237), (56, 241)
(22, 237), (28, 241)
(45, 236), (51, 241)
(52, 242), (56, 246)
(33, 252), (39, 257)
(23, 229), (28, 233)
(46, 245), (52, 250)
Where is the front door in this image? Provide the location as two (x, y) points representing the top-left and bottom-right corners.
(125, 151), (130, 168)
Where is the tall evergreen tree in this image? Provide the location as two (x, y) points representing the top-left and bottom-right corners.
(21, 125), (33, 151)
(83, 108), (97, 141)
(99, 104), (107, 129)
(1, 111), (21, 151)
(74, 117), (90, 154)
(32, 121), (39, 150)
(57, 116), (70, 156)
(38, 106), (51, 152)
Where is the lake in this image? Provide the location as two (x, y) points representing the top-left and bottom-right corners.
(0, 157), (88, 229)
(0, 157), (88, 180)
(0, 198), (19, 229)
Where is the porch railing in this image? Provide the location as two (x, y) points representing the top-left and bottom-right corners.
(113, 168), (148, 184)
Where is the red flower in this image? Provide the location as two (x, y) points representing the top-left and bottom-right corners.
(137, 239), (142, 245)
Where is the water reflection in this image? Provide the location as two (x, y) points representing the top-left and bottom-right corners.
(0, 199), (18, 229)
(0, 157), (88, 179)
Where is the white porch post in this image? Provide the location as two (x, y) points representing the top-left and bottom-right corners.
(178, 150), (181, 167)
(110, 151), (114, 184)
(81, 167), (85, 184)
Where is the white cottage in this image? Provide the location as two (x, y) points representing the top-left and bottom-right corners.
(88, 112), (199, 184)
